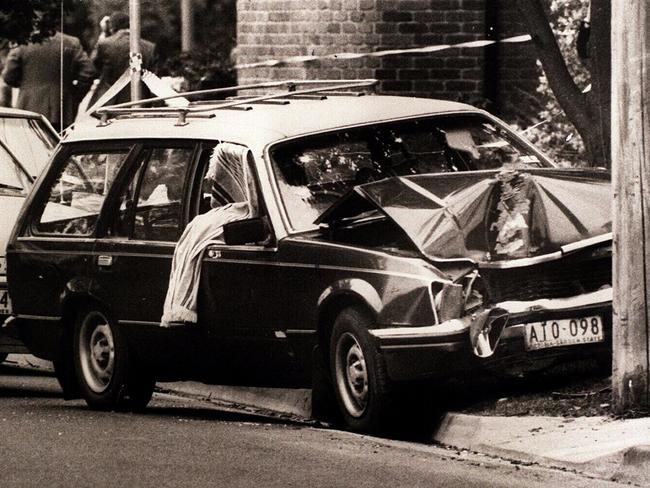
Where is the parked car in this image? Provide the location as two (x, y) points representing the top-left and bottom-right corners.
(0, 107), (59, 362)
(5, 80), (611, 432)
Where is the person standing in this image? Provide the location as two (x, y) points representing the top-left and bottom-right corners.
(87, 11), (157, 108)
(0, 41), (13, 107)
(1, 31), (95, 131)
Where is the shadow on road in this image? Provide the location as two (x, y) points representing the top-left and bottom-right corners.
(0, 363), (55, 377)
(0, 386), (62, 398)
(0, 357), (612, 443)
(146, 404), (312, 427)
(0, 368), (62, 399)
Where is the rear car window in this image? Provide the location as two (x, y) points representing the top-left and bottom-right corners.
(271, 114), (548, 231)
(34, 150), (130, 236)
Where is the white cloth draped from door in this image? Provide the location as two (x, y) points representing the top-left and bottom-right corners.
(160, 142), (252, 327)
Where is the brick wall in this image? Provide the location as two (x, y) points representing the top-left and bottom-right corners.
(235, 0), (540, 124)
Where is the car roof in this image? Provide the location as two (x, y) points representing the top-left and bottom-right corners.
(64, 95), (480, 149)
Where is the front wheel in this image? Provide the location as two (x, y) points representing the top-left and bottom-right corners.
(329, 307), (392, 433)
(73, 307), (154, 411)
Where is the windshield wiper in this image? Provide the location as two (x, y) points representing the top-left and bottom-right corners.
(0, 182), (24, 190)
(0, 139), (34, 184)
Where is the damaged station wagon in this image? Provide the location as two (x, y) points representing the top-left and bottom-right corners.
(5, 80), (612, 433)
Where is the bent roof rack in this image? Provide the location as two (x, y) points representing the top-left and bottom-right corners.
(93, 79), (378, 127)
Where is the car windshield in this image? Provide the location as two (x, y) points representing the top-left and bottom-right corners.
(270, 113), (550, 231)
(0, 116), (57, 194)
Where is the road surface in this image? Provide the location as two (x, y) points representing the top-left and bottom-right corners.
(0, 366), (624, 488)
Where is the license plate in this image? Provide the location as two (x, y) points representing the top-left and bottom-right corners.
(524, 315), (603, 351)
(0, 289), (12, 315)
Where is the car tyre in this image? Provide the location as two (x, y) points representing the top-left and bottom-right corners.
(73, 307), (154, 411)
(0, 352), (7, 364)
(329, 307), (392, 433)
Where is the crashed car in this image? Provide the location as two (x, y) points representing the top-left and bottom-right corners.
(0, 107), (58, 361)
(5, 80), (611, 432)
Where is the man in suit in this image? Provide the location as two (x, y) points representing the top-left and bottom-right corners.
(1, 32), (95, 131)
(87, 11), (157, 108)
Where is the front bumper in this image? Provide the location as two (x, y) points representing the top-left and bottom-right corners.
(369, 288), (612, 381)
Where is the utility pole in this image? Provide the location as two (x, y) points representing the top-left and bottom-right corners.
(181, 0), (194, 52)
(611, 3), (650, 411)
(129, 0), (142, 102)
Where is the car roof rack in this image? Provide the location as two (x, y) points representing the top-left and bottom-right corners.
(93, 79), (378, 127)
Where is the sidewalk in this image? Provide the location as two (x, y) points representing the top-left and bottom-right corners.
(5, 354), (650, 485)
(434, 412), (650, 485)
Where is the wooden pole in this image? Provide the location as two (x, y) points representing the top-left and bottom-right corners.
(611, 2), (650, 411)
(181, 0), (194, 52)
(129, 0), (142, 102)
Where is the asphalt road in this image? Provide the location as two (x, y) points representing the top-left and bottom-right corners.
(0, 366), (625, 488)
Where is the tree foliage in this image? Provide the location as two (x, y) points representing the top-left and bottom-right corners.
(523, 0), (588, 165)
(516, 0), (610, 168)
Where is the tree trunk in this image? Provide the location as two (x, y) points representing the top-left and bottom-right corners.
(516, 0), (611, 167)
(585, 0), (611, 168)
(611, 1), (650, 411)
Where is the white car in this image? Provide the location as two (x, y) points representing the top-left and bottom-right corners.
(0, 107), (59, 361)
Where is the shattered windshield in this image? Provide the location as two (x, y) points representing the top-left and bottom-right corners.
(270, 114), (550, 231)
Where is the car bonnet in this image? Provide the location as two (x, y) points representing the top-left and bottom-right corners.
(316, 168), (612, 264)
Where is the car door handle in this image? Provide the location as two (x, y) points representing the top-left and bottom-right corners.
(97, 255), (113, 268)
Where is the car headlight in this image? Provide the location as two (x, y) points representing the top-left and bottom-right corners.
(433, 271), (485, 323)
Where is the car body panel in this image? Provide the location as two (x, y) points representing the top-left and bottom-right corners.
(318, 169), (611, 264)
(6, 93), (612, 388)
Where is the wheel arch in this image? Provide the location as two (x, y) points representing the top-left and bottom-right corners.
(60, 291), (112, 332)
(316, 279), (381, 365)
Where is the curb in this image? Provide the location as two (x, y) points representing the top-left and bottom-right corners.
(158, 381), (312, 420)
(614, 445), (650, 485)
(4, 354), (54, 372)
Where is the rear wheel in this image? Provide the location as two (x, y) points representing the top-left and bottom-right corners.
(0, 353), (7, 364)
(73, 307), (154, 411)
(329, 307), (392, 433)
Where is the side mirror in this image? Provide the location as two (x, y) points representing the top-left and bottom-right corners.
(223, 217), (270, 246)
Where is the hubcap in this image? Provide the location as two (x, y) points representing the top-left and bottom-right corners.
(78, 312), (115, 394)
(335, 332), (369, 418)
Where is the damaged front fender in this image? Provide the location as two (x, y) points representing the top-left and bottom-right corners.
(369, 305), (509, 359)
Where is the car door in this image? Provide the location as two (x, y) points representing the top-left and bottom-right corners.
(192, 144), (296, 386)
(7, 144), (134, 357)
(90, 142), (198, 329)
